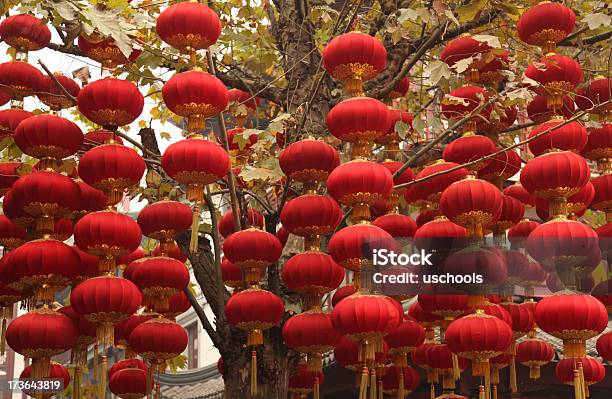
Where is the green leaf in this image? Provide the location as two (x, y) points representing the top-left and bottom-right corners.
(395, 121), (410, 139)
(456, 0), (487, 23)
(412, 117), (426, 135)
(452, 56), (474, 74)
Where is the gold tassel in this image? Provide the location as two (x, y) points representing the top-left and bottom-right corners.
(74, 366), (81, 399)
(190, 205), (200, 253)
(251, 350), (257, 396)
(510, 358), (518, 392)
(96, 323), (114, 348)
(31, 357), (50, 379)
(479, 385), (485, 399)
(484, 366), (491, 399)
(93, 344), (99, 382)
(578, 362), (586, 399)
(100, 355), (107, 399)
(430, 383), (435, 399)
(247, 330), (263, 346)
(491, 368), (500, 385)
(370, 369), (376, 399)
(398, 370), (404, 399)
(147, 361), (154, 397)
(307, 353), (323, 372)
(314, 377), (320, 399)
(492, 385), (498, 399)
(574, 370), (582, 399)
(156, 382), (161, 399)
(1, 318), (6, 355)
(452, 353), (460, 380)
(359, 367), (368, 399)
(378, 381), (383, 399)
(529, 364), (540, 380)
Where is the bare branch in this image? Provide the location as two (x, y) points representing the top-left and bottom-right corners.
(183, 287), (224, 349)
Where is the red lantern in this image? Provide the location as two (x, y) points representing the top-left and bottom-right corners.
(500, 302), (534, 340)
(443, 134), (495, 172)
(592, 279), (612, 314)
(164, 291), (191, 319)
(20, 361), (69, 399)
(74, 210), (143, 273)
(118, 247), (147, 270)
(596, 331), (612, 362)
(283, 311), (339, 371)
(281, 195), (342, 239)
(527, 94), (575, 123)
(156, 2), (221, 51)
(520, 151), (590, 203)
(478, 148), (521, 185)
(9, 171), (79, 233)
(58, 305), (96, 366)
(281, 252), (344, 306)
(73, 180), (106, 220)
(0, 109), (32, 140)
(0, 14), (50, 53)
(445, 311), (513, 376)
(221, 257), (242, 289)
(440, 176), (502, 236)
(381, 365), (420, 397)
(279, 139), (340, 185)
(70, 276), (142, 346)
(72, 246), (99, 284)
(288, 361), (325, 399)
(218, 208), (264, 238)
(81, 129), (123, 151)
(0, 62), (44, 100)
(377, 109), (413, 152)
(328, 223), (397, 271)
(516, 338), (554, 379)
(389, 77), (410, 99)
(327, 161), (393, 222)
(517, 2), (576, 51)
(130, 256), (189, 312)
(116, 314), (154, 352)
(78, 36), (141, 69)
(0, 90), (8, 106)
(535, 294), (607, 357)
(6, 308), (77, 378)
(38, 73), (80, 110)
(441, 86), (491, 133)
(407, 301), (440, 327)
(0, 214), (26, 249)
(227, 89), (260, 112)
(405, 161), (469, 207)
(504, 183), (536, 208)
(528, 119), (587, 157)
(584, 77), (612, 120)
(372, 214), (417, 239)
(526, 218), (598, 271)
(162, 71), (227, 131)
(332, 285), (357, 307)
(591, 174), (612, 215)
(331, 293), (401, 363)
(1, 189), (34, 227)
(129, 316), (188, 365)
(583, 125), (612, 172)
(223, 228), (282, 285)
(384, 317), (425, 366)
(14, 114), (83, 167)
(441, 36), (493, 81)
(161, 137), (230, 202)
(109, 367), (149, 399)
(326, 97), (390, 152)
(555, 356), (605, 391)
(415, 208), (442, 227)
(77, 78), (144, 129)
(489, 195), (525, 235)
(78, 143), (145, 205)
(137, 200), (192, 251)
(322, 32), (386, 95)
(525, 54), (582, 110)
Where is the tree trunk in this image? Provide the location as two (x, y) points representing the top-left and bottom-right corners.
(220, 328), (294, 399)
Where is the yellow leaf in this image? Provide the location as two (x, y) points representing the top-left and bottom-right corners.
(456, 0), (486, 23)
(6, 47), (16, 61)
(160, 131), (171, 140)
(138, 120), (148, 129)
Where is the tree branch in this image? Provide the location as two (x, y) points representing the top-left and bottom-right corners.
(394, 101), (610, 190)
(38, 60), (78, 104)
(183, 287), (224, 349)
